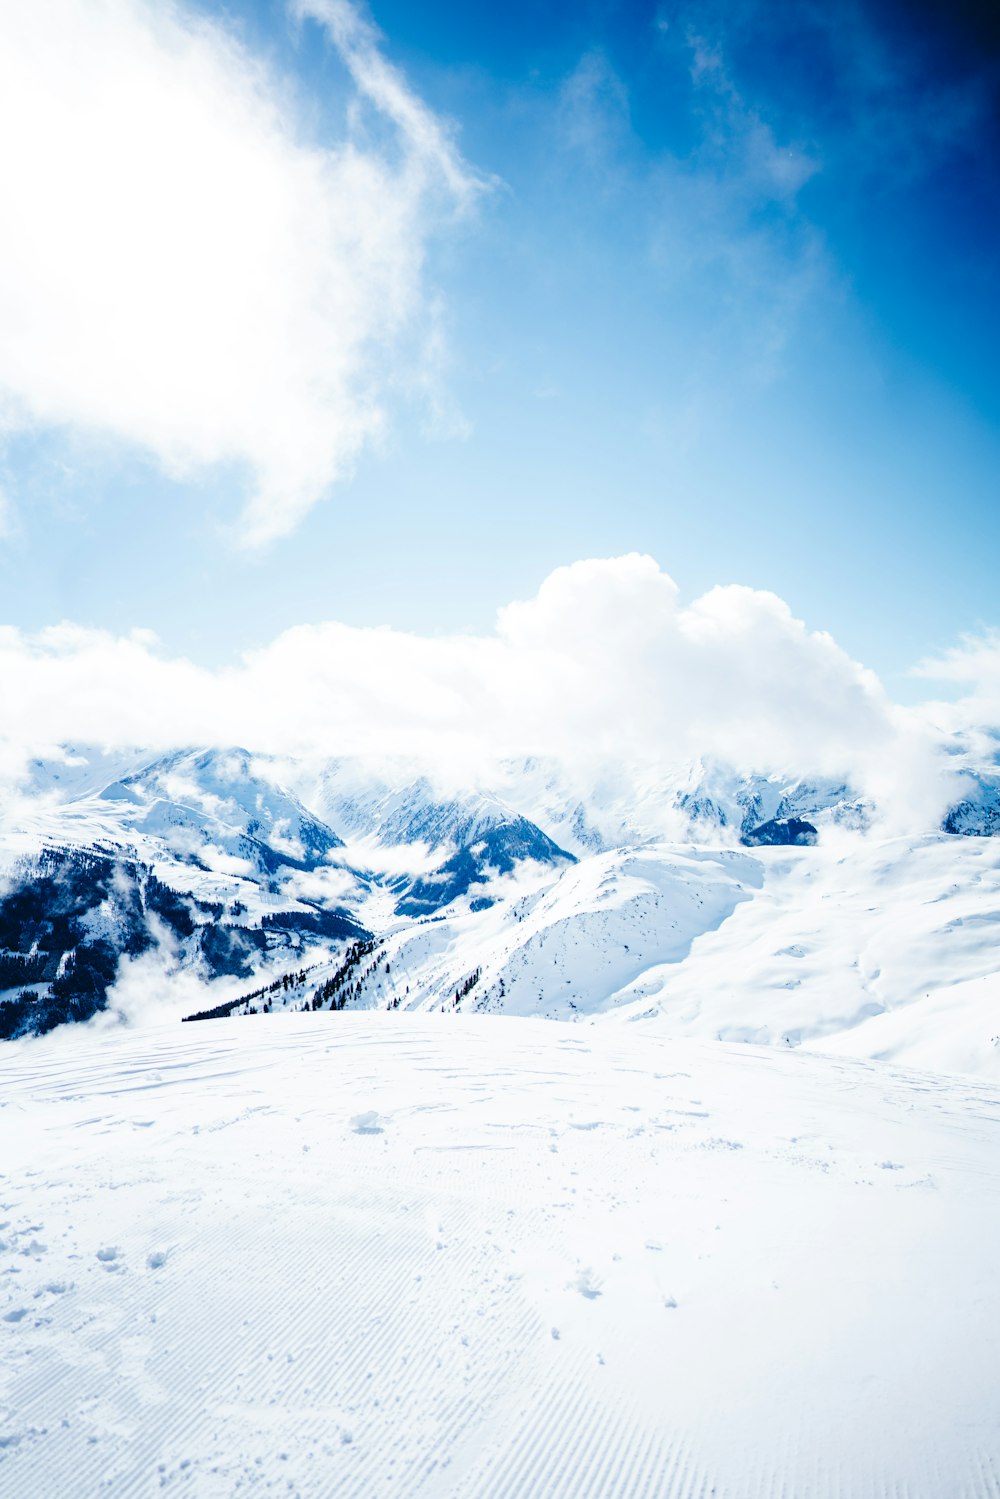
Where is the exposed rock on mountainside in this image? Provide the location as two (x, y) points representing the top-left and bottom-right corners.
(741, 817), (818, 847)
(394, 820), (575, 916)
(942, 772), (1000, 837)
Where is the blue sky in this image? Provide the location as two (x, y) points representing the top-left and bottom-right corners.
(0, 0), (997, 704)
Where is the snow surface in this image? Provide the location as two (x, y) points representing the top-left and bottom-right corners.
(6, 745), (1000, 1495)
(2, 1013), (1000, 1497)
(615, 835), (1000, 1078)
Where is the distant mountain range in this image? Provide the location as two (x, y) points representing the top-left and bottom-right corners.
(1, 742), (999, 1051)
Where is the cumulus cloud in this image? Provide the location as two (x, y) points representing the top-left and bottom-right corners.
(0, 0), (483, 546)
(0, 555), (955, 827)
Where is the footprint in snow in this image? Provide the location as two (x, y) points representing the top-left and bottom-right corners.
(570, 1268), (602, 1300)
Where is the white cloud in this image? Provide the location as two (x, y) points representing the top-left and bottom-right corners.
(0, 555), (956, 828)
(96, 936), (250, 1029)
(292, 0), (475, 200)
(912, 632), (1000, 751)
(915, 631), (1000, 700)
(0, 0), (483, 546)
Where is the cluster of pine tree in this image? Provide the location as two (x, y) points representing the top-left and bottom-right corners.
(309, 938), (382, 1012)
(181, 963), (316, 1022)
(452, 967), (482, 1008)
(0, 951), (48, 988)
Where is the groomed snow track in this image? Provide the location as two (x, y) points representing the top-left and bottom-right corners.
(2, 1014), (1000, 1497)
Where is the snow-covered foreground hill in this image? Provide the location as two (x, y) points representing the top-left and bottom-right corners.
(605, 835), (1000, 1077)
(320, 834), (1000, 1080)
(3, 1014), (1000, 1498)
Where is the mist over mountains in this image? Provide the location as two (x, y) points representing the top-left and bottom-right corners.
(3, 737), (998, 1070)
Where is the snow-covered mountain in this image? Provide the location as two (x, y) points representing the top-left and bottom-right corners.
(289, 756), (577, 914)
(0, 746), (578, 1036)
(0, 747), (370, 1037)
(394, 844), (760, 1016)
(306, 758), (537, 848)
(942, 768), (1000, 836)
(488, 754), (871, 853)
(271, 830), (1000, 1078)
(16, 745), (576, 916)
(29, 745), (346, 874)
(4, 739), (1000, 1063)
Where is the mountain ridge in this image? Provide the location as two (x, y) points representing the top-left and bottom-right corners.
(4, 741), (1000, 1066)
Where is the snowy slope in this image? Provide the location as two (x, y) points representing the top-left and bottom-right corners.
(357, 845), (762, 1019)
(607, 834), (1000, 1078)
(2, 1014), (1000, 1498)
(23, 745), (151, 801)
(291, 833), (1000, 1080)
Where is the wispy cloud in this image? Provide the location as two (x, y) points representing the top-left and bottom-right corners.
(0, 0), (486, 547)
(544, 18), (832, 399)
(681, 23), (819, 203)
(556, 49), (632, 159)
(654, 18), (829, 387)
(292, 0), (482, 200)
(585, 0), (999, 406)
(668, 0), (997, 186)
